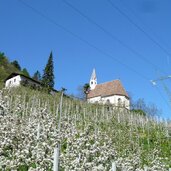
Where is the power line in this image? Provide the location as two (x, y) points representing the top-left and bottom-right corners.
(18, 0), (171, 112)
(63, 0), (167, 75)
(107, 0), (171, 58)
(18, 0), (150, 81)
(119, 0), (171, 54)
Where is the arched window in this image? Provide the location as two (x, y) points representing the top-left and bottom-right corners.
(106, 99), (110, 104)
(118, 98), (122, 106)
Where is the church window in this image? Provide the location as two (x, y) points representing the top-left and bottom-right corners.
(118, 98), (122, 106)
(106, 99), (110, 104)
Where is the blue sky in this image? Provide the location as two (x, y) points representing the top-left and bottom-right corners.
(1, 0), (171, 119)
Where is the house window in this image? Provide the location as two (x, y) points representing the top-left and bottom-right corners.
(8, 81), (12, 86)
(91, 81), (93, 84)
(14, 79), (16, 82)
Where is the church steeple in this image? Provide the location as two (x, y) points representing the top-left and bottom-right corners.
(90, 68), (97, 90)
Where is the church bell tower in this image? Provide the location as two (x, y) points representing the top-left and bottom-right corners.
(90, 69), (97, 90)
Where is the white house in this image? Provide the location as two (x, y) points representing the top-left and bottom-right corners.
(87, 69), (130, 110)
(4, 73), (57, 94)
(5, 73), (41, 88)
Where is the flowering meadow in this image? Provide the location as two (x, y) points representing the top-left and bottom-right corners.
(0, 87), (171, 170)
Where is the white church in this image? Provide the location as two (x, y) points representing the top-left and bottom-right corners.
(87, 69), (130, 110)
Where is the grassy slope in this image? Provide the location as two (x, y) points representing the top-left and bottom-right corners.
(0, 87), (170, 170)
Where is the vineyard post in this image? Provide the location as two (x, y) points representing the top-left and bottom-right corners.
(53, 145), (60, 171)
(112, 162), (116, 171)
(144, 166), (148, 171)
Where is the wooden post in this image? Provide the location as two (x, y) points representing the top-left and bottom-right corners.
(53, 145), (59, 171)
(112, 162), (116, 171)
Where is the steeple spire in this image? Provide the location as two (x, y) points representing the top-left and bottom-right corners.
(90, 68), (97, 90)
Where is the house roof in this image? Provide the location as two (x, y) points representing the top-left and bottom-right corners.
(87, 80), (129, 99)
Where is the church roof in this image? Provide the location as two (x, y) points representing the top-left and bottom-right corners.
(87, 80), (129, 99)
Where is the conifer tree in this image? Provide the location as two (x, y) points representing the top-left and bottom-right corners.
(42, 52), (54, 90)
(32, 70), (41, 81)
(22, 68), (30, 77)
(11, 60), (21, 71)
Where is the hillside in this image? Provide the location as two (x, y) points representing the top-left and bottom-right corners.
(0, 87), (170, 170)
(0, 52), (30, 88)
(0, 53), (18, 87)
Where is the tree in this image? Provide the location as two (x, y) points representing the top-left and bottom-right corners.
(42, 52), (55, 90)
(61, 87), (67, 92)
(22, 68), (30, 77)
(0, 52), (9, 67)
(132, 98), (161, 116)
(32, 70), (41, 81)
(83, 83), (90, 100)
(77, 83), (90, 100)
(11, 60), (21, 71)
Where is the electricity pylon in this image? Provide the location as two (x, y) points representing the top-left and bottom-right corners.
(150, 75), (171, 85)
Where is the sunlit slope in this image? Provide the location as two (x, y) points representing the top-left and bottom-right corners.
(0, 87), (170, 170)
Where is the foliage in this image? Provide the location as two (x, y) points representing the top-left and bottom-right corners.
(77, 83), (90, 100)
(32, 70), (41, 81)
(132, 98), (161, 116)
(42, 52), (54, 91)
(0, 52), (19, 86)
(11, 60), (21, 71)
(22, 68), (30, 77)
(0, 87), (170, 170)
(131, 109), (146, 116)
(0, 52), (31, 88)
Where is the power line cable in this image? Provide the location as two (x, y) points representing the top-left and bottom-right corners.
(63, 0), (167, 75)
(120, 0), (171, 53)
(18, 0), (150, 81)
(18, 0), (171, 113)
(107, 0), (171, 58)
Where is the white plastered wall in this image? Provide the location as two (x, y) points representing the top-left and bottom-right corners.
(5, 75), (40, 88)
(88, 94), (130, 110)
(5, 75), (22, 88)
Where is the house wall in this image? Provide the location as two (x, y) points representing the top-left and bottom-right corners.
(20, 77), (40, 87)
(5, 75), (22, 87)
(87, 96), (102, 103)
(88, 95), (130, 110)
(5, 75), (40, 88)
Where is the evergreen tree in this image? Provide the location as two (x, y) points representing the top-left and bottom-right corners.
(11, 60), (21, 71)
(42, 52), (54, 90)
(0, 52), (9, 67)
(32, 70), (41, 81)
(22, 68), (30, 77)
